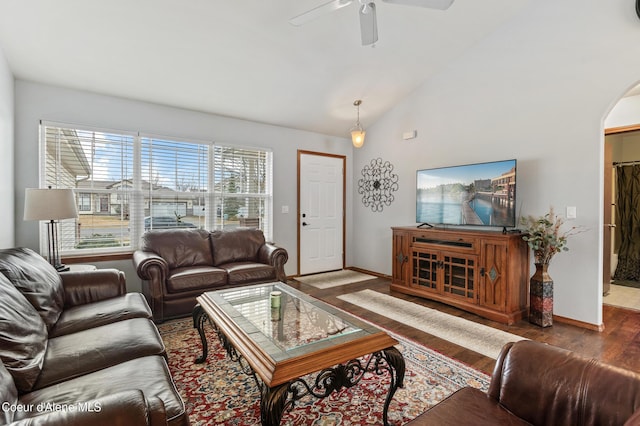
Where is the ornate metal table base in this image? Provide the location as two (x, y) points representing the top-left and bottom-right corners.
(193, 304), (210, 364)
(261, 347), (405, 426)
(192, 304), (406, 426)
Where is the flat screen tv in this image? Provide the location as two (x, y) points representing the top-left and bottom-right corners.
(416, 159), (517, 228)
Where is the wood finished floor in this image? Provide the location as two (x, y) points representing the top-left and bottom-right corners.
(289, 277), (640, 376)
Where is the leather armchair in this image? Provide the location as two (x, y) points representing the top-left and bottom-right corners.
(408, 340), (640, 425)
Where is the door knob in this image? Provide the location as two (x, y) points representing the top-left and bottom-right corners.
(302, 222), (310, 226)
(606, 224), (616, 228)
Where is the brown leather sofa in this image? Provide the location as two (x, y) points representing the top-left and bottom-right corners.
(133, 227), (288, 322)
(408, 339), (640, 425)
(0, 247), (189, 426)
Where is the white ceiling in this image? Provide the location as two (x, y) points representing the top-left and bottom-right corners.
(0, 0), (538, 137)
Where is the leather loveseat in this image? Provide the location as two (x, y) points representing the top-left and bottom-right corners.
(0, 247), (189, 426)
(133, 227), (288, 322)
(408, 339), (640, 425)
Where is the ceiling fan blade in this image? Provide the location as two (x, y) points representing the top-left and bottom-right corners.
(289, 0), (354, 26)
(359, 2), (378, 46)
(381, 0), (454, 10)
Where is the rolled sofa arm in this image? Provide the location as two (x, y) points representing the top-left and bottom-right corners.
(259, 243), (289, 282)
(8, 390), (167, 426)
(487, 341), (514, 400)
(133, 251), (169, 280)
(133, 250), (169, 323)
(59, 269), (127, 307)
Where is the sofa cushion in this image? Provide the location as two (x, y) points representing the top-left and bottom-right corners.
(142, 228), (213, 269)
(10, 390), (164, 425)
(407, 387), (530, 426)
(0, 361), (18, 424)
(167, 266), (227, 293)
(33, 318), (166, 390)
(0, 247), (64, 331)
(221, 262), (276, 286)
(211, 228), (265, 266)
(49, 293), (152, 337)
(16, 356), (187, 425)
(0, 273), (47, 393)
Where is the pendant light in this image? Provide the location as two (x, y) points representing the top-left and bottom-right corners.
(350, 100), (365, 148)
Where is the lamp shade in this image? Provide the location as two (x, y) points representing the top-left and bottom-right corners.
(350, 99), (365, 148)
(351, 129), (365, 148)
(24, 188), (78, 221)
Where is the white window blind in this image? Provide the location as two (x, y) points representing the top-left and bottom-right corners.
(42, 124), (135, 253)
(40, 121), (273, 256)
(140, 136), (208, 233)
(213, 146), (273, 239)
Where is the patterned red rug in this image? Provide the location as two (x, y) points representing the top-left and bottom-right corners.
(159, 318), (489, 425)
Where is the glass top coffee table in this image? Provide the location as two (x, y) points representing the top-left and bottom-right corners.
(193, 281), (405, 426)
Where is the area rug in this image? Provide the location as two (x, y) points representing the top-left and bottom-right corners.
(295, 269), (377, 289)
(159, 318), (489, 425)
(337, 290), (526, 359)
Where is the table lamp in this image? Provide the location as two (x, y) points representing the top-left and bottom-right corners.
(24, 187), (78, 271)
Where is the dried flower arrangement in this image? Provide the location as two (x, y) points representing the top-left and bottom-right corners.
(520, 207), (581, 265)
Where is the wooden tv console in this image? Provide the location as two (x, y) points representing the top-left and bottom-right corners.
(391, 226), (529, 325)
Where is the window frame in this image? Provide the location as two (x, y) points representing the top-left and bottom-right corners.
(77, 193), (92, 212)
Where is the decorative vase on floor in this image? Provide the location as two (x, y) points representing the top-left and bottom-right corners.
(529, 263), (553, 327)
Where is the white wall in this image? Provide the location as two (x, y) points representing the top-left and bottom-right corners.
(351, 0), (640, 327)
(0, 45), (14, 248)
(606, 94), (640, 129)
(14, 81), (353, 292)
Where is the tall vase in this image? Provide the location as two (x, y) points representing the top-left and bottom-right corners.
(529, 263), (553, 327)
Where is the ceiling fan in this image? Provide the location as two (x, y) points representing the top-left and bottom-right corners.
(289, 0), (454, 46)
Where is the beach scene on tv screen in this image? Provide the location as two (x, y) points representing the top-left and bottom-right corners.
(416, 160), (516, 227)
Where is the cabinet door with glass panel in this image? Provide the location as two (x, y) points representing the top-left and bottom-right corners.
(411, 247), (478, 303)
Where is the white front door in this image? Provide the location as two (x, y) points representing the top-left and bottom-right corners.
(299, 152), (344, 275)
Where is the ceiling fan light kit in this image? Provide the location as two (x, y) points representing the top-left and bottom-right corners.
(290, 0), (454, 45)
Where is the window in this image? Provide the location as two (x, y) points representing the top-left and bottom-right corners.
(213, 146), (272, 240)
(78, 193), (92, 212)
(140, 136), (208, 234)
(41, 122), (273, 256)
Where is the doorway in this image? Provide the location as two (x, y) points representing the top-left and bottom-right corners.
(603, 125), (640, 311)
(297, 151), (346, 275)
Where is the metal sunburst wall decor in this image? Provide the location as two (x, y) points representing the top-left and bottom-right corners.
(357, 158), (399, 212)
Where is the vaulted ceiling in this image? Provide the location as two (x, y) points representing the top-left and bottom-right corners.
(1, 0), (538, 136)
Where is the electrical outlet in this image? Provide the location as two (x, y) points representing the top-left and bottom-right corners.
(281, 205), (289, 214)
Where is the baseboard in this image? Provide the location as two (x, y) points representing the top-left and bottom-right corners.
(553, 314), (605, 332)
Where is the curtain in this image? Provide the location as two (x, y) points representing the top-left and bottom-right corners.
(614, 164), (640, 281)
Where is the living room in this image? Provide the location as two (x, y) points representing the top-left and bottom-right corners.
(1, 0), (640, 423)
(2, 0), (639, 328)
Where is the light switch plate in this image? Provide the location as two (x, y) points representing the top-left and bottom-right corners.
(566, 206), (577, 219)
